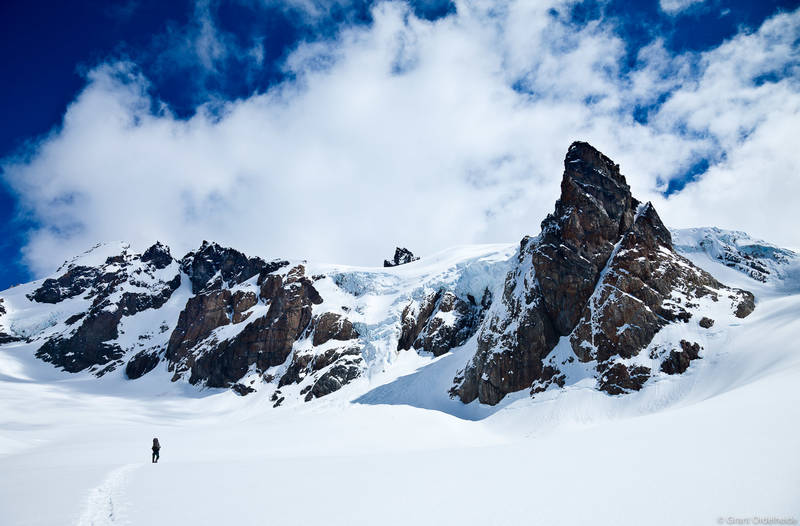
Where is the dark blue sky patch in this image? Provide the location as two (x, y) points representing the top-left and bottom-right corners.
(664, 157), (710, 195)
(633, 92), (673, 124)
(0, 182), (33, 288)
(0, 0), (191, 158)
(567, 0), (800, 72)
(0, 0), (797, 290)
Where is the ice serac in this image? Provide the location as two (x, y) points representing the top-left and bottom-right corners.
(453, 142), (755, 405)
(0, 298), (20, 344)
(672, 227), (800, 286)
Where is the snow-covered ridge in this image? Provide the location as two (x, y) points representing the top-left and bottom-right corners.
(672, 227), (800, 291)
(0, 239), (518, 407)
(1, 147), (796, 410)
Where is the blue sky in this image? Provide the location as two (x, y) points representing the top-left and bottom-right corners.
(1, 0), (799, 290)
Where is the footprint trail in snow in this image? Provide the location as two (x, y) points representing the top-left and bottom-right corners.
(75, 464), (140, 526)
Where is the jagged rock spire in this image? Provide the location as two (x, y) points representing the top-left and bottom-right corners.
(452, 141), (754, 405)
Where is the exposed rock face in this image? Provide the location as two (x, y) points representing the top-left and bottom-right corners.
(660, 340), (702, 375)
(453, 142), (755, 405)
(597, 363), (651, 395)
(734, 292), (755, 318)
(36, 306), (125, 374)
(699, 317), (715, 329)
(167, 264), (324, 388)
(305, 357), (362, 400)
(6, 238), (367, 402)
(164, 289), (252, 367)
(280, 344), (363, 399)
(31, 244), (182, 375)
(29, 266), (100, 304)
(398, 289), (490, 357)
(384, 247), (419, 267)
(533, 143), (640, 336)
(141, 242), (174, 269)
(125, 350), (161, 379)
(312, 313), (358, 346)
(278, 311), (363, 401)
(452, 237), (559, 405)
(568, 203), (725, 364)
(0, 333), (21, 344)
(180, 241), (288, 294)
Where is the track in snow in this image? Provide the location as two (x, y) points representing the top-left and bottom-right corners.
(75, 464), (139, 526)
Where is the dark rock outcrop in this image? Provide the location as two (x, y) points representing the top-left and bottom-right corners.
(452, 238), (559, 405)
(19, 239), (365, 401)
(126, 350), (161, 379)
(278, 311), (363, 399)
(36, 306), (124, 373)
(568, 203), (721, 363)
(312, 313), (358, 346)
(453, 142), (755, 405)
(167, 264), (325, 388)
(164, 287), (257, 366)
(0, 333), (20, 344)
(598, 363), (651, 395)
(180, 241), (288, 294)
(398, 289), (490, 357)
(0, 299), (17, 344)
(141, 242), (174, 269)
(305, 359), (362, 401)
(384, 247), (419, 267)
(232, 383), (256, 396)
(533, 142), (640, 336)
(29, 266), (100, 304)
(699, 317), (715, 328)
(660, 340), (702, 375)
(734, 291), (755, 318)
(32, 246), (182, 375)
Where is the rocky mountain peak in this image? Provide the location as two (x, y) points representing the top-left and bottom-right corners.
(384, 247), (419, 267)
(141, 242), (174, 269)
(564, 141), (626, 187)
(452, 141), (755, 405)
(180, 241), (287, 294)
(0, 142), (765, 408)
(533, 141), (640, 336)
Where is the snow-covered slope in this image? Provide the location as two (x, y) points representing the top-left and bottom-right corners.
(673, 226), (800, 293)
(1, 142), (798, 525)
(0, 237), (798, 525)
(0, 143), (764, 410)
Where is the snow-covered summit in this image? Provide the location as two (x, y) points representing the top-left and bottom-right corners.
(672, 227), (800, 290)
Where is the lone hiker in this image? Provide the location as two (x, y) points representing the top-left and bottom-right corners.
(152, 437), (161, 463)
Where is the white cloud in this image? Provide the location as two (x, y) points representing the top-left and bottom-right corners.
(3, 1), (799, 276)
(659, 0), (706, 16)
(651, 11), (800, 248)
